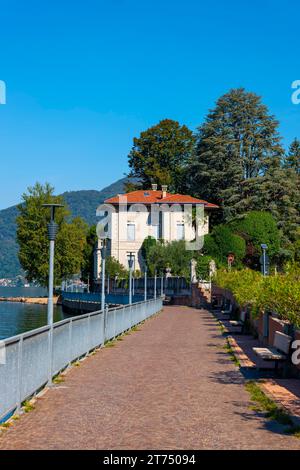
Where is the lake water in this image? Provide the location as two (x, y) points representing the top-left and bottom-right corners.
(0, 302), (66, 340)
(0, 287), (66, 339)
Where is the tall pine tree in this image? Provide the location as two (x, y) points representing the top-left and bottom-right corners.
(240, 167), (300, 245)
(284, 138), (300, 174)
(189, 88), (284, 221)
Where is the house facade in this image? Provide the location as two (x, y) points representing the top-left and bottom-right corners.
(94, 184), (218, 276)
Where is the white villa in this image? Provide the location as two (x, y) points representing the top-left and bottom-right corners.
(94, 184), (218, 277)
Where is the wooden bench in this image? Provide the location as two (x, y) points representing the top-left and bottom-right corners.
(221, 302), (233, 317)
(229, 309), (246, 334)
(253, 331), (292, 373)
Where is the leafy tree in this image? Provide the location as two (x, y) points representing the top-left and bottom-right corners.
(128, 119), (196, 192)
(165, 240), (194, 278)
(284, 138), (300, 174)
(146, 241), (169, 276)
(202, 234), (219, 258)
(229, 211), (280, 265)
(190, 88), (284, 221)
(292, 230), (300, 262)
(141, 236), (157, 266)
(81, 225), (98, 283)
(194, 254), (213, 280)
(145, 240), (214, 279)
(17, 183), (88, 287)
(203, 225), (246, 266)
(145, 240), (194, 277)
(106, 256), (127, 278)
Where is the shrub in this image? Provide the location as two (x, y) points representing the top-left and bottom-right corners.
(146, 240), (194, 278)
(194, 254), (213, 280)
(141, 236), (157, 266)
(230, 211), (280, 260)
(106, 256), (127, 278)
(203, 226), (246, 266)
(214, 265), (300, 327)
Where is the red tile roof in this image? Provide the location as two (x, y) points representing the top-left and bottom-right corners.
(105, 190), (218, 208)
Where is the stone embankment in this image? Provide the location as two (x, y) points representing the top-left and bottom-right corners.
(0, 296), (61, 305)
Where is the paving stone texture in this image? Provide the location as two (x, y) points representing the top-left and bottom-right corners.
(1, 306), (300, 450)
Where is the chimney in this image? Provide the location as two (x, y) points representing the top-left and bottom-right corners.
(161, 185), (168, 198)
(151, 183), (158, 191)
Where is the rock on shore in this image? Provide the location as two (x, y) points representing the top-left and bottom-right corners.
(0, 296), (61, 305)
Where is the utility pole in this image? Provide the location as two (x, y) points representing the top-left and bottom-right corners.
(154, 270), (157, 300)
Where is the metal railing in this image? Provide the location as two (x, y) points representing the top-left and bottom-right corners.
(62, 292), (145, 304)
(0, 297), (162, 422)
(94, 276), (191, 295)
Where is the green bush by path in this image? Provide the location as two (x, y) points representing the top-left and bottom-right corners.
(214, 265), (300, 328)
(203, 225), (246, 267)
(229, 211), (280, 264)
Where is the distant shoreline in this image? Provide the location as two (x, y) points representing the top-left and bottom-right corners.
(0, 296), (61, 305)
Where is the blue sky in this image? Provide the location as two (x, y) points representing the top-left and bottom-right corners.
(0, 0), (299, 209)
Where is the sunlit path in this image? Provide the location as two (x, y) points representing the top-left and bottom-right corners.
(1, 306), (300, 450)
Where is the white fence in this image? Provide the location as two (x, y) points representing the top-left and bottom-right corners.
(0, 298), (162, 422)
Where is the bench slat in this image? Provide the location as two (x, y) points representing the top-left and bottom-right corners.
(273, 331), (292, 354)
(253, 346), (286, 361)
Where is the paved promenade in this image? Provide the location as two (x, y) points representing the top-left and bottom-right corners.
(1, 306), (300, 450)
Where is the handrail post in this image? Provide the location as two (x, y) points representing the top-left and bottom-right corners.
(144, 267), (147, 302)
(101, 244), (106, 312)
(16, 336), (23, 413)
(68, 319), (73, 365)
(104, 304), (108, 342)
(47, 324), (54, 386)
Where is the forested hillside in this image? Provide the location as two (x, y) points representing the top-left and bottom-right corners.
(0, 177), (129, 278)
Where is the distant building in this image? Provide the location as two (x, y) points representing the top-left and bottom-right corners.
(94, 184), (218, 276)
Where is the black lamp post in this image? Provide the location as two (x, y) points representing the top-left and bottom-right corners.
(128, 252), (134, 304)
(144, 265), (148, 301)
(101, 239), (107, 311)
(42, 203), (64, 326)
(261, 244), (269, 276)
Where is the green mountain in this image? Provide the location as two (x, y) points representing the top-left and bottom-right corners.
(0, 177), (130, 279)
